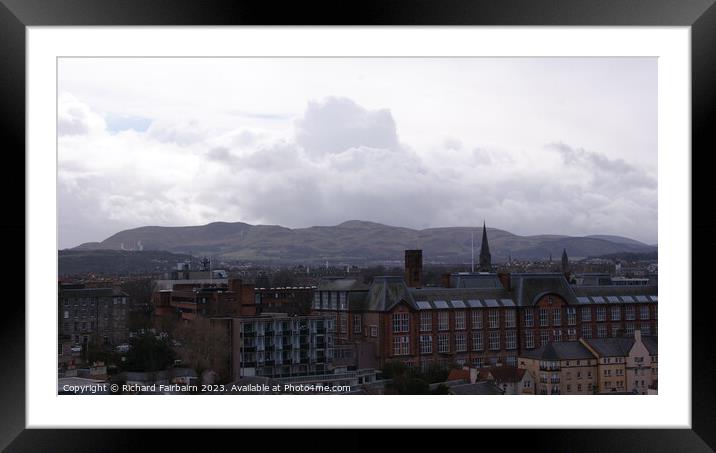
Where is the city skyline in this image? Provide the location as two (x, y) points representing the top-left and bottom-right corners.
(58, 57), (657, 249)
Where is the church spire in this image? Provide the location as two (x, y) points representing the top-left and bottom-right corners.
(479, 221), (492, 272)
(561, 248), (569, 273)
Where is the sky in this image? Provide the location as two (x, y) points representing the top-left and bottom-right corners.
(57, 57), (657, 249)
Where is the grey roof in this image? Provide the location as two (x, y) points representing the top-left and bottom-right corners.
(450, 300), (466, 309)
(317, 277), (370, 292)
(467, 299), (483, 308)
(449, 273), (504, 289)
(583, 337), (635, 357)
(521, 341), (595, 361)
(364, 276), (415, 311)
(649, 295), (658, 302)
(416, 301), (432, 310)
(484, 299), (500, 307)
(500, 299), (516, 307)
(448, 382), (505, 395)
(642, 336), (658, 356)
(635, 295), (649, 302)
(591, 296), (605, 303)
(510, 273), (579, 306)
(607, 296), (620, 303)
(59, 287), (128, 298)
(621, 295), (635, 303)
(576, 296), (591, 304)
(434, 300), (449, 309)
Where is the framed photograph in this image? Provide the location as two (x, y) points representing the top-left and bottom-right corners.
(4, 0), (714, 450)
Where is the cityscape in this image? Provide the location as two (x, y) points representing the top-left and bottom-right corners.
(57, 57), (656, 396)
(58, 222), (657, 395)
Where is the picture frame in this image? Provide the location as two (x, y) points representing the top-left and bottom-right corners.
(3, 0), (714, 450)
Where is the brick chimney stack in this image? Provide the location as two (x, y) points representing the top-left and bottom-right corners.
(405, 250), (423, 288)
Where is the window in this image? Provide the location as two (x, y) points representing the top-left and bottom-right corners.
(472, 357), (483, 368)
(625, 306), (635, 320)
(596, 306), (606, 321)
(438, 333), (450, 353)
(539, 308), (549, 327)
(597, 324), (607, 338)
(582, 324), (592, 339)
(472, 331), (484, 351)
(488, 309), (500, 329)
(567, 328), (576, 340)
(338, 292), (347, 310)
(455, 332), (467, 351)
(471, 311), (483, 329)
(611, 325), (621, 337)
(506, 330), (517, 350)
(553, 329), (562, 342)
(540, 330), (549, 346)
(489, 331), (500, 350)
(577, 384), (582, 392)
(611, 306), (621, 321)
(524, 330), (534, 349)
(339, 313), (348, 334)
(553, 309), (561, 326)
(455, 311), (466, 330)
(393, 335), (410, 355)
(567, 307), (576, 326)
(370, 325), (378, 337)
(63, 310), (69, 319)
(420, 312), (432, 332)
(438, 311), (449, 331)
(640, 323), (651, 336)
(581, 306), (592, 322)
(419, 335), (432, 354)
(312, 293), (320, 309)
(506, 356), (517, 367)
(504, 310), (516, 328)
(524, 308), (534, 327)
(392, 312), (409, 333)
(625, 322), (635, 336)
(640, 306), (650, 320)
(353, 315), (362, 335)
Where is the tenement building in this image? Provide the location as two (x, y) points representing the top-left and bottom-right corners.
(58, 284), (130, 347)
(518, 330), (657, 394)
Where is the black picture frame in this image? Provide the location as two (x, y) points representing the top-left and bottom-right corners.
(2, 0), (714, 450)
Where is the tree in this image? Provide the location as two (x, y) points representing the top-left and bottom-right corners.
(121, 278), (155, 331)
(122, 333), (176, 372)
(270, 269), (296, 288)
(172, 318), (230, 380)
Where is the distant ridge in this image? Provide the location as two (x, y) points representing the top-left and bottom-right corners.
(72, 220), (657, 264)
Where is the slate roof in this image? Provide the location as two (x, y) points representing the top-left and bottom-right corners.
(448, 382), (505, 395)
(449, 273), (504, 289)
(641, 336), (658, 356)
(510, 273), (579, 306)
(485, 366), (526, 384)
(583, 337), (635, 357)
(59, 287), (128, 298)
(521, 341), (595, 361)
(316, 277), (370, 292)
(365, 276), (416, 311)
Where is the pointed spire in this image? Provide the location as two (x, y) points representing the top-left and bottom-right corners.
(561, 248), (569, 273)
(479, 221), (492, 272)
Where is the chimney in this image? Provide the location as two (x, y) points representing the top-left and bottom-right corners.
(469, 367), (478, 384)
(404, 250), (423, 288)
(634, 329), (642, 343)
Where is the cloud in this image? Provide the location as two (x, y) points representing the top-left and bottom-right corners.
(58, 92), (106, 136)
(294, 97), (399, 157)
(58, 94), (657, 248)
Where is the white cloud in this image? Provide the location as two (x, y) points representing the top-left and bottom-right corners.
(57, 58), (657, 248)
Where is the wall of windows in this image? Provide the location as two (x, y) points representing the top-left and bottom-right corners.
(438, 311), (449, 331)
(471, 311), (483, 329)
(419, 335), (432, 354)
(455, 311), (466, 330)
(392, 312), (409, 333)
(420, 312), (432, 332)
